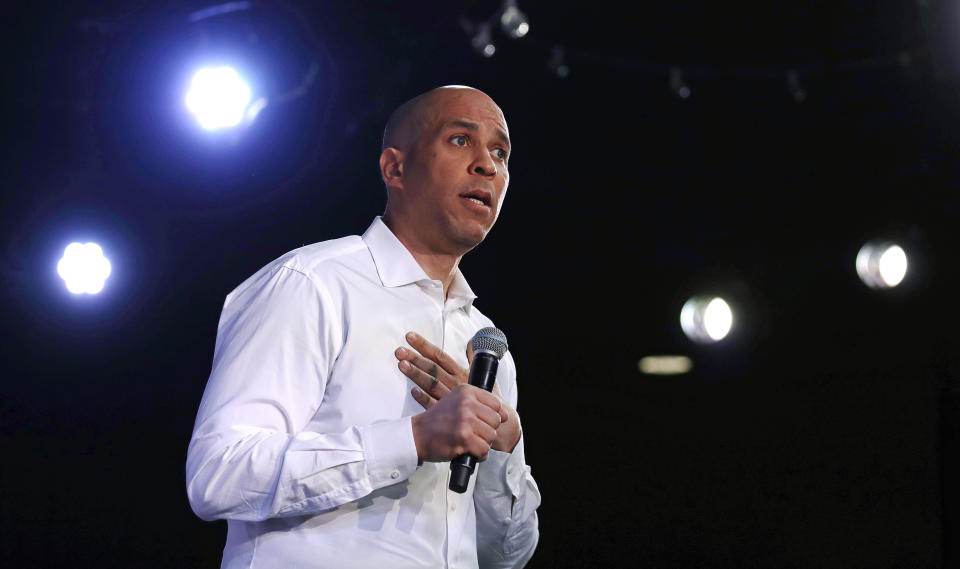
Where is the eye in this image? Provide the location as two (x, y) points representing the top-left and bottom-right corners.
(494, 148), (508, 161)
(451, 135), (468, 147)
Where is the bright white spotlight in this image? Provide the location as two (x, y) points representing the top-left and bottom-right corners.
(57, 242), (112, 295)
(681, 296), (733, 343)
(185, 66), (252, 130)
(856, 241), (908, 288)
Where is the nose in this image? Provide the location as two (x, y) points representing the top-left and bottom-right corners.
(471, 151), (497, 177)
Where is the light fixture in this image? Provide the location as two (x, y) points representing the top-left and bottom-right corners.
(669, 68), (691, 99)
(638, 355), (694, 375)
(547, 45), (569, 78)
(185, 66), (253, 130)
(500, 1), (530, 39)
(786, 70), (807, 103)
(681, 296), (733, 343)
(57, 242), (112, 295)
(468, 20), (496, 58)
(856, 241), (908, 288)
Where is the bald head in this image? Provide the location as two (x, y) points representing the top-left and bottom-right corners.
(382, 86), (499, 152)
(377, 84), (511, 257)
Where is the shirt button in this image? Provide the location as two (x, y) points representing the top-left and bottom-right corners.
(503, 517), (512, 525)
(450, 502), (457, 511)
(507, 466), (514, 476)
(390, 470), (400, 480)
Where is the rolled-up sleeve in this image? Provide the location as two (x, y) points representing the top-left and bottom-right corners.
(185, 264), (419, 522)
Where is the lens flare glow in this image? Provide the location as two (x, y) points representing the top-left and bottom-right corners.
(856, 241), (908, 288)
(681, 296), (733, 343)
(57, 242), (112, 294)
(185, 66), (252, 130)
(638, 355), (693, 375)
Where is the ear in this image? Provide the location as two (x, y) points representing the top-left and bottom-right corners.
(379, 147), (404, 190)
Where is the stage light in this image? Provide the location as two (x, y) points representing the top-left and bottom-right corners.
(669, 68), (691, 100)
(786, 70), (807, 103)
(467, 20), (496, 58)
(57, 242), (112, 295)
(681, 296), (733, 343)
(856, 241), (908, 288)
(185, 66), (252, 130)
(639, 355), (693, 375)
(500, 1), (530, 39)
(548, 45), (570, 78)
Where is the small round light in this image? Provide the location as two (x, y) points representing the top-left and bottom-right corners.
(482, 43), (496, 57)
(57, 242), (112, 295)
(185, 66), (252, 130)
(878, 245), (907, 287)
(681, 296), (733, 343)
(856, 241), (908, 289)
(500, 6), (530, 39)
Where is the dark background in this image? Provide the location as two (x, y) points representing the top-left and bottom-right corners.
(2, 1), (958, 567)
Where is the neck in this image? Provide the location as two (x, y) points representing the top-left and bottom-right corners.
(382, 214), (462, 300)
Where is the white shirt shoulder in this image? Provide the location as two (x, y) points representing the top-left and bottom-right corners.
(223, 235), (367, 304)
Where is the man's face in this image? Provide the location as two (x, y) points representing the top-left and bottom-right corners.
(399, 89), (510, 254)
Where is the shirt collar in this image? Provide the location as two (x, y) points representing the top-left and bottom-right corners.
(362, 217), (477, 312)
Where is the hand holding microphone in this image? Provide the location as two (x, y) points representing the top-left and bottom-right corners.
(448, 327), (510, 492)
(397, 328), (517, 491)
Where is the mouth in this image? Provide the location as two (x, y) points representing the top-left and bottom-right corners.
(458, 189), (493, 208)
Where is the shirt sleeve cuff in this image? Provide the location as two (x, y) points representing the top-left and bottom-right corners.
(361, 416), (419, 487)
(475, 434), (527, 497)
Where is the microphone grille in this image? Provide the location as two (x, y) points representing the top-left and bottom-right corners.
(471, 327), (509, 360)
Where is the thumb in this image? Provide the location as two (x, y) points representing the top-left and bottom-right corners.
(491, 379), (504, 400)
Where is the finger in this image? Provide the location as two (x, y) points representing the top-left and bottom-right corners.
(467, 433), (493, 461)
(408, 353), (460, 389)
(406, 331), (466, 377)
(471, 386), (503, 411)
(465, 342), (474, 366)
(474, 403), (503, 431)
(402, 346), (457, 387)
(399, 360), (450, 398)
(410, 387), (437, 410)
(496, 403), (509, 425)
(396, 346), (459, 390)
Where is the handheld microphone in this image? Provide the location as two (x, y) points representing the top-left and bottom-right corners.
(449, 327), (509, 494)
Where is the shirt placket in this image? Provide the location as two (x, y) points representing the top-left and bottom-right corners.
(443, 302), (475, 569)
(422, 280), (455, 568)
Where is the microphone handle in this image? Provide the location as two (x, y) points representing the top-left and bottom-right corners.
(449, 352), (499, 493)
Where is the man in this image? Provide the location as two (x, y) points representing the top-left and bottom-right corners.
(186, 86), (541, 569)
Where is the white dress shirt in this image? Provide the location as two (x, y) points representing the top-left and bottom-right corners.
(186, 217), (540, 569)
